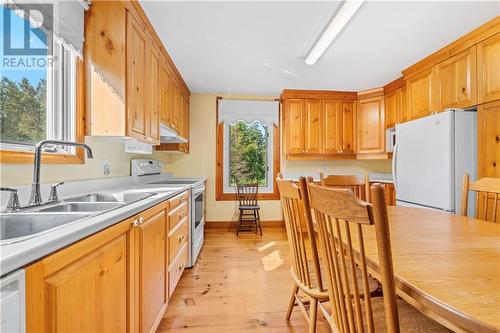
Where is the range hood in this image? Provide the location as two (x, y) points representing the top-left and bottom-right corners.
(160, 124), (187, 143)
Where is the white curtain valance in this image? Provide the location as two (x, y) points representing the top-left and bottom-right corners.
(7, 0), (89, 57)
(218, 99), (279, 126)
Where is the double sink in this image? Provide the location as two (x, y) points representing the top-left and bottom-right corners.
(0, 192), (153, 245)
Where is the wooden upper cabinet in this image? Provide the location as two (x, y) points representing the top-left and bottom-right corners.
(323, 100), (342, 154)
(304, 99), (322, 154)
(357, 95), (385, 153)
(284, 99), (305, 154)
(477, 32), (500, 104)
(478, 100), (500, 178)
(384, 89), (400, 128)
(397, 86), (409, 124)
(159, 58), (172, 127)
(26, 219), (135, 332)
(406, 68), (434, 120)
(146, 39), (161, 145)
(435, 46), (477, 109)
(126, 11), (148, 141)
(135, 204), (168, 333)
(341, 101), (355, 153)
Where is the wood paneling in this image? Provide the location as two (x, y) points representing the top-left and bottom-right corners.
(435, 46), (477, 109)
(477, 32), (500, 104)
(356, 94), (385, 153)
(478, 100), (500, 178)
(304, 99), (322, 154)
(26, 218), (136, 332)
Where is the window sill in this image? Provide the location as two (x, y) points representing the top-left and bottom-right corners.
(216, 192), (280, 201)
(0, 150), (85, 164)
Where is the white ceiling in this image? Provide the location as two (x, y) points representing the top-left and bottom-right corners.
(141, 1), (500, 95)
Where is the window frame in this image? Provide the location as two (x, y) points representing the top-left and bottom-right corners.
(0, 58), (85, 164)
(216, 97), (280, 201)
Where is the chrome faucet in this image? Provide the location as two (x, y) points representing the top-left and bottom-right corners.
(28, 140), (94, 206)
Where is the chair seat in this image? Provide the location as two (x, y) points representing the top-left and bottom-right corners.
(239, 205), (260, 210)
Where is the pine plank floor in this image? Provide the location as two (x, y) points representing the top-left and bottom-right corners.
(157, 227), (331, 332)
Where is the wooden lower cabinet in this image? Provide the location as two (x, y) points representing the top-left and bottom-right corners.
(26, 200), (178, 333)
(370, 182), (396, 206)
(26, 218), (136, 332)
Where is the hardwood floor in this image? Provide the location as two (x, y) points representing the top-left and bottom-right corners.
(157, 227), (331, 332)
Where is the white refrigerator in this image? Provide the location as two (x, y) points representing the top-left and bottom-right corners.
(393, 109), (477, 215)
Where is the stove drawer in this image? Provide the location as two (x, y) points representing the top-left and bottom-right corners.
(168, 191), (189, 211)
(168, 243), (188, 298)
(168, 201), (189, 231)
(168, 216), (189, 263)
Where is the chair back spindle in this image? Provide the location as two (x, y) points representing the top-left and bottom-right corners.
(307, 182), (400, 333)
(237, 183), (259, 207)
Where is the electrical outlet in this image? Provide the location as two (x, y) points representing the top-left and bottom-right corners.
(100, 160), (111, 176)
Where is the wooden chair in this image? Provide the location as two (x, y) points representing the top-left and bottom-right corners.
(320, 172), (371, 202)
(307, 183), (451, 333)
(236, 183), (262, 236)
(277, 177), (330, 333)
(460, 173), (500, 222)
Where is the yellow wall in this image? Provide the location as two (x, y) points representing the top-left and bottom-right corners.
(0, 136), (171, 186)
(164, 93), (391, 223)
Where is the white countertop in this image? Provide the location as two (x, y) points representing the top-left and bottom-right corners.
(0, 175), (205, 275)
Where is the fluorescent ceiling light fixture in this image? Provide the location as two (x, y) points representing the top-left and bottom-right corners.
(305, 0), (365, 65)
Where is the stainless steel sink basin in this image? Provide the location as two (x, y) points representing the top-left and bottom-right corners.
(0, 213), (89, 245)
(37, 202), (124, 213)
(66, 192), (153, 203)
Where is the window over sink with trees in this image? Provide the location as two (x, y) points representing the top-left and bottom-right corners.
(216, 98), (280, 201)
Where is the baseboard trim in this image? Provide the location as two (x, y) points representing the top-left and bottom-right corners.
(205, 220), (284, 229)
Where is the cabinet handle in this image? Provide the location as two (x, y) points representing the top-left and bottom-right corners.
(178, 264), (184, 271)
(139, 216), (144, 224)
(178, 234), (184, 242)
(132, 219), (139, 227)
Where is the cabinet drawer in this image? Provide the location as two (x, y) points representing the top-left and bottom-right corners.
(135, 200), (167, 222)
(168, 201), (188, 231)
(169, 216), (189, 263)
(168, 243), (188, 298)
(168, 191), (189, 210)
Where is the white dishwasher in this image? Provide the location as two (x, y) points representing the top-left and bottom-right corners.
(0, 270), (25, 333)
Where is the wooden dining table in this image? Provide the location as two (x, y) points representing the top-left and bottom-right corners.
(354, 206), (500, 333)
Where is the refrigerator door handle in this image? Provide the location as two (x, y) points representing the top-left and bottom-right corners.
(392, 142), (398, 191)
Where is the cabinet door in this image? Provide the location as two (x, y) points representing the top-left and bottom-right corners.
(357, 96), (385, 153)
(159, 61), (171, 126)
(172, 81), (183, 133)
(341, 101), (355, 153)
(384, 89), (401, 128)
(397, 86), (409, 124)
(477, 33), (500, 104)
(147, 39), (161, 145)
(478, 100), (500, 178)
(304, 99), (322, 154)
(436, 46), (477, 109)
(26, 219), (135, 332)
(284, 99), (305, 154)
(406, 68), (434, 120)
(135, 205), (167, 333)
(323, 100), (342, 154)
(126, 12), (148, 141)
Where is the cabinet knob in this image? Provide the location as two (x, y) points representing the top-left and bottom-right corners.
(178, 234), (184, 242)
(178, 264), (184, 271)
(495, 135), (499, 143)
(139, 216), (144, 224)
(132, 219), (139, 227)
(180, 211), (185, 217)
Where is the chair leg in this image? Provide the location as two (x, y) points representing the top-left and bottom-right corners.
(309, 297), (318, 333)
(236, 210), (243, 236)
(286, 284), (299, 321)
(256, 209), (262, 236)
(253, 209), (258, 234)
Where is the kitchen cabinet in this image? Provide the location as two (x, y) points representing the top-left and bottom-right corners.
(284, 99), (305, 154)
(356, 92), (385, 154)
(406, 67), (435, 120)
(305, 99), (322, 154)
(478, 100), (500, 178)
(26, 218), (136, 332)
(384, 89), (400, 128)
(398, 86), (409, 124)
(435, 46), (477, 110)
(135, 203), (168, 333)
(341, 101), (356, 153)
(84, 1), (190, 145)
(477, 32), (500, 104)
(26, 200), (176, 333)
(323, 100), (355, 154)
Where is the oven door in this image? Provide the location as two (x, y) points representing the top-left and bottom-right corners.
(193, 191), (204, 231)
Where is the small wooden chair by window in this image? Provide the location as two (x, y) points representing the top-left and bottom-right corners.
(460, 173), (500, 222)
(307, 183), (451, 333)
(277, 177), (330, 332)
(319, 172), (371, 202)
(236, 183), (262, 236)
